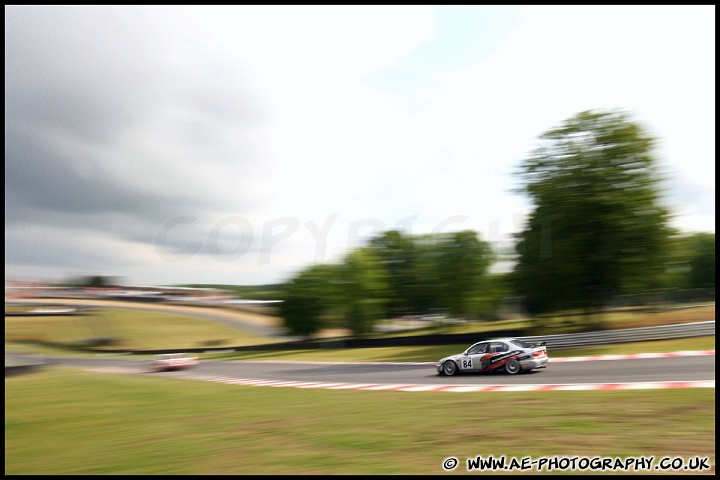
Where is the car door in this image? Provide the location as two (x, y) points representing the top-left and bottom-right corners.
(460, 342), (490, 372)
(485, 341), (512, 370)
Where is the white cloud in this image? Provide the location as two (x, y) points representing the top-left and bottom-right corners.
(5, 5), (714, 285)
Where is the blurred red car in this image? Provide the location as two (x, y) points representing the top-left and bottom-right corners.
(150, 353), (199, 372)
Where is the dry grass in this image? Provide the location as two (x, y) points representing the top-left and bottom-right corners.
(606, 305), (715, 328)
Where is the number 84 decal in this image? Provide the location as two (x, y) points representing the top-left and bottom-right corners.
(462, 359), (472, 368)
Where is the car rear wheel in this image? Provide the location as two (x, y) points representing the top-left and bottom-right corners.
(504, 358), (521, 375)
(442, 360), (458, 376)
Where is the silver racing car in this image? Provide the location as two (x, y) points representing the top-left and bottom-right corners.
(437, 338), (548, 376)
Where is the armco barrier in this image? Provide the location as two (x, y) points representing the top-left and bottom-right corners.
(518, 320), (716, 349)
(226, 320), (715, 352)
(103, 320), (715, 355)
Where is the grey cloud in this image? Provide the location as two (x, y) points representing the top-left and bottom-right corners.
(4, 128), (217, 226)
(6, 7), (270, 207)
(5, 6), (277, 283)
(5, 224), (136, 272)
(6, 6), (268, 148)
(7, 7), (159, 142)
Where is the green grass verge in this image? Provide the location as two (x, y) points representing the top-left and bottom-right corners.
(5, 367), (715, 475)
(5, 305), (715, 474)
(5, 307), (269, 353)
(5, 303), (715, 360)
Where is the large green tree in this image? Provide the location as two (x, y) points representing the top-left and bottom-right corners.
(369, 230), (495, 318)
(369, 230), (420, 317)
(684, 232), (715, 290)
(280, 248), (391, 337)
(339, 247), (390, 335)
(434, 230), (495, 318)
(278, 263), (344, 337)
(660, 231), (715, 293)
(513, 109), (672, 319)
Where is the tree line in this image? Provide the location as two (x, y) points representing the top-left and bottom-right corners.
(279, 109), (714, 337)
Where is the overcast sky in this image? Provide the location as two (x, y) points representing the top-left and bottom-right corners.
(5, 5), (715, 287)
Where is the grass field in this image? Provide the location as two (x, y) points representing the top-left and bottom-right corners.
(5, 301), (716, 474)
(5, 302), (280, 350)
(5, 366), (715, 475)
(5, 302), (715, 357)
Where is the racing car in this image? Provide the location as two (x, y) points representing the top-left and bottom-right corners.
(437, 338), (548, 376)
(149, 353), (199, 372)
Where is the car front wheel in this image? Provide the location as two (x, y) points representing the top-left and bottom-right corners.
(442, 360), (458, 376)
(504, 358), (521, 375)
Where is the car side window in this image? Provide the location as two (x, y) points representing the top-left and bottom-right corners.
(490, 342), (508, 353)
(468, 343), (488, 355)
